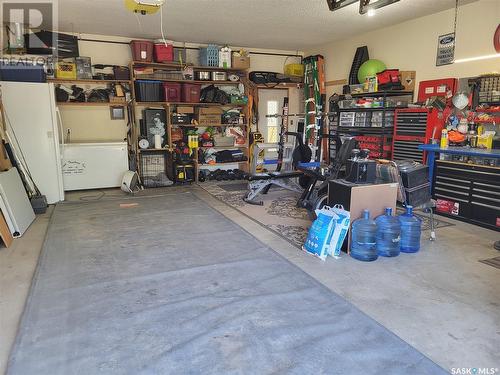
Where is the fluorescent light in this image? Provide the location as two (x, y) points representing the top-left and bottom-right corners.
(367, 9), (376, 16)
(454, 53), (500, 64)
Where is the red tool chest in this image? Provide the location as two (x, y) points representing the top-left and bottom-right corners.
(417, 78), (458, 102)
(392, 108), (445, 163)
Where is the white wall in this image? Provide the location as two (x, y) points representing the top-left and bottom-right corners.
(305, 0), (500, 97)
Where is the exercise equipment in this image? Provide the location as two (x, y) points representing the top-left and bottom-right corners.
(243, 131), (310, 206)
(297, 137), (358, 216)
(357, 59), (386, 84)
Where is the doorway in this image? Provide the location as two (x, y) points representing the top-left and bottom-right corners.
(257, 89), (289, 144)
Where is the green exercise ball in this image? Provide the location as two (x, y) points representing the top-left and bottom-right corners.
(357, 59), (387, 84)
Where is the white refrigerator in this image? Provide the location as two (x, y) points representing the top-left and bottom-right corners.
(0, 81), (65, 204)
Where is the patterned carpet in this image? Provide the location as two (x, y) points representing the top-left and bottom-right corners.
(200, 181), (454, 249)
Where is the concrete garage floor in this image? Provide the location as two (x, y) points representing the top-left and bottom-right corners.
(0, 186), (499, 374)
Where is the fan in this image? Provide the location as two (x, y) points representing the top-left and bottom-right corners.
(121, 171), (140, 194)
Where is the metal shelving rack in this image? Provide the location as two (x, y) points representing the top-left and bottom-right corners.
(129, 61), (250, 184)
(330, 90), (414, 159)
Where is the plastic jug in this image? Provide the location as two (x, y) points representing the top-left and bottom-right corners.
(375, 207), (401, 257)
(350, 209), (378, 262)
(398, 206), (422, 253)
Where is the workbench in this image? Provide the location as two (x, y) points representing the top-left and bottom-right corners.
(418, 144), (500, 230)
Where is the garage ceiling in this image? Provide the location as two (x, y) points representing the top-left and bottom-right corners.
(58, 0), (475, 50)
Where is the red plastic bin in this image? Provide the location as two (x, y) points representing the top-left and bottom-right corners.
(182, 83), (201, 103)
(154, 43), (174, 63)
(163, 82), (182, 102)
(130, 40), (154, 62)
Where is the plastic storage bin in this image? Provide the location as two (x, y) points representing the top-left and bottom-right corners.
(181, 83), (201, 103)
(163, 82), (182, 102)
(404, 183), (431, 207)
(350, 209), (378, 262)
(375, 207), (401, 257)
(135, 80), (162, 102)
(0, 64), (46, 82)
(113, 66), (130, 80)
(199, 44), (219, 67)
(130, 40), (154, 62)
(154, 43), (174, 63)
(398, 206), (422, 253)
(284, 63), (304, 77)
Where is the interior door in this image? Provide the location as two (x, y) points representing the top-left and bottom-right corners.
(257, 89), (288, 143)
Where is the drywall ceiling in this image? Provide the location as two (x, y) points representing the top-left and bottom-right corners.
(58, 0), (477, 50)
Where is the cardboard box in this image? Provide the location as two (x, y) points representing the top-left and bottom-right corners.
(400, 71), (416, 91)
(327, 180), (398, 252)
(198, 107), (223, 115)
(176, 106), (194, 114)
(232, 55), (250, 70)
(198, 114), (221, 126)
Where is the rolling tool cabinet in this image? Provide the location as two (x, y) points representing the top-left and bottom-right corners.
(392, 108), (445, 163)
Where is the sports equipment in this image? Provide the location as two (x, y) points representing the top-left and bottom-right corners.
(357, 59), (386, 84)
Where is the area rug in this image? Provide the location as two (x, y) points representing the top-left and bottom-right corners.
(200, 181), (454, 249)
(479, 256), (500, 270)
(8, 192), (445, 374)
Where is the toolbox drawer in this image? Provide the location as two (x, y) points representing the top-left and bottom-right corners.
(434, 160), (500, 231)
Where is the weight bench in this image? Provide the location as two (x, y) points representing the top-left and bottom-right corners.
(243, 171), (303, 205)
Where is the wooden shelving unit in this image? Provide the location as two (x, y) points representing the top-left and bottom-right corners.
(130, 61), (250, 185)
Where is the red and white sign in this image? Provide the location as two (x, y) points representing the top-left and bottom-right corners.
(436, 199), (460, 216)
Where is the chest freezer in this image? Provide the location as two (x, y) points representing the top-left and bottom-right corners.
(62, 142), (129, 191)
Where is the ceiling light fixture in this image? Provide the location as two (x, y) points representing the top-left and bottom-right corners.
(326, 0), (400, 15)
(454, 53), (500, 64)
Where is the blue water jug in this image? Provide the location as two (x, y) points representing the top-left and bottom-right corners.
(350, 209), (378, 262)
(375, 207), (401, 257)
(398, 206), (422, 253)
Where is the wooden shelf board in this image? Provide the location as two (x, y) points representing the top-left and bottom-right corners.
(132, 61), (245, 72)
(133, 101), (244, 107)
(57, 102), (126, 107)
(198, 161), (248, 166)
(256, 83), (303, 89)
(138, 148), (170, 152)
(133, 78), (240, 85)
(198, 145), (249, 149)
(49, 78), (131, 84)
